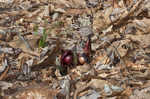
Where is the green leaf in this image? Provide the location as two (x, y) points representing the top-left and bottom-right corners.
(38, 29), (47, 48)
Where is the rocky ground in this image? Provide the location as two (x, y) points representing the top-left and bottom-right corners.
(0, 0), (150, 99)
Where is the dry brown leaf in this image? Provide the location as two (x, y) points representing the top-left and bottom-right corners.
(71, 0), (87, 8)
(58, 0), (87, 8)
(0, 65), (9, 80)
(111, 39), (130, 57)
(121, 87), (132, 97)
(126, 33), (150, 48)
(134, 18), (150, 33)
(8, 34), (40, 50)
(65, 9), (87, 16)
(76, 64), (91, 74)
(4, 85), (60, 99)
(90, 79), (108, 89)
(104, 7), (113, 24)
(91, 51), (110, 65)
(126, 61), (147, 71)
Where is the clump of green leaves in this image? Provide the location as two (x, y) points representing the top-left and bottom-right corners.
(39, 29), (47, 48)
